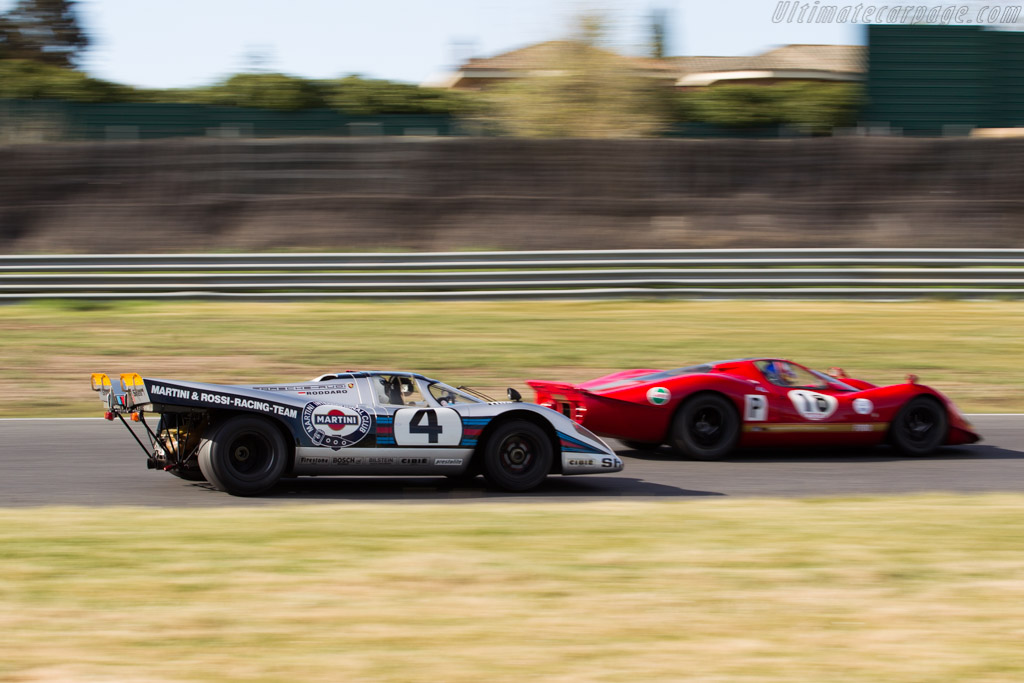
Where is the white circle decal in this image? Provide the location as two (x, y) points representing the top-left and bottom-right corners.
(647, 387), (671, 406)
(788, 390), (838, 420)
(301, 402), (372, 449)
(853, 398), (874, 415)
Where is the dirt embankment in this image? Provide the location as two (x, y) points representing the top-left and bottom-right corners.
(2, 137), (1023, 253)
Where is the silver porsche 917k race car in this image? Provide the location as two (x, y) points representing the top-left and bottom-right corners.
(91, 370), (623, 496)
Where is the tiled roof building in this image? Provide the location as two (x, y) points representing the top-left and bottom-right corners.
(424, 42), (865, 90)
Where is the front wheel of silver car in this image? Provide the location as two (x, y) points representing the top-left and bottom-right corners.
(481, 420), (554, 492)
(198, 415), (288, 496)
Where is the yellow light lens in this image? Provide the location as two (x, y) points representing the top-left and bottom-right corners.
(120, 373), (144, 391)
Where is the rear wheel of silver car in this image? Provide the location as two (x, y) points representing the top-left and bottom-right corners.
(482, 420), (553, 492)
(670, 393), (740, 461)
(198, 415), (288, 496)
(890, 396), (948, 456)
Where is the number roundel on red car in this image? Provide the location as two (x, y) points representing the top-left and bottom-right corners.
(788, 390), (838, 420)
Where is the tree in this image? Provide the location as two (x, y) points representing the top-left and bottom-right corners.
(684, 82), (863, 133)
(325, 76), (473, 116)
(476, 14), (670, 138)
(0, 0), (89, 67)
(650, 9), (668, 60)
(178, 73), (328, 111)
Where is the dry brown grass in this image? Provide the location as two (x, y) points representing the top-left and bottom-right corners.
(1, 299), (1021, 417)
(3, 496), (1024, 681)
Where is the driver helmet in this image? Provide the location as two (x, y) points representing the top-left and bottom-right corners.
(778, 362), (799, 386)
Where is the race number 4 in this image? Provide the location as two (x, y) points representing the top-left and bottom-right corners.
(393, 407), (463, 446)
(788, 390), (838, 420)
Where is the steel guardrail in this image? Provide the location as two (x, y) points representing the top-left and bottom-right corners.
(2, 249), (1023, 299)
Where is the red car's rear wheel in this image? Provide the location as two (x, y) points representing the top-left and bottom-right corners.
(669, 393), (740, 461)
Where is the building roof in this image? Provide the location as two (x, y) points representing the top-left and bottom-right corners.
(668, 45), (864, 75)
(460, 40), (678, 74)
(427, 42), (865, 89)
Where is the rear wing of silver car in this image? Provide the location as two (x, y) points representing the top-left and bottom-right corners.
(90, 373), (151, 418)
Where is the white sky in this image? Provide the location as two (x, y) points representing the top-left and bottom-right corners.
(0, 0), (865, 88)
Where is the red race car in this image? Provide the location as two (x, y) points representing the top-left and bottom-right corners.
(527, 359), (980, 460)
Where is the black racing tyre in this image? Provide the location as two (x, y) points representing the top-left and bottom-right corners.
(622, 440), (660, 452)
(198, 415), (288, 496)
(168, 467), (206, 482)
(481, 420), (554, 492)
(669, 393), (740, 461)
(890, 396), (948, 456)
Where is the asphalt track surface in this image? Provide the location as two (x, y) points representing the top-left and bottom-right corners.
(0, 416), (1021, 506)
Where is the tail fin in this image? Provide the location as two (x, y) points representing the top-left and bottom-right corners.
(525, 380), (587, 423)
(90, 372), (149, 413)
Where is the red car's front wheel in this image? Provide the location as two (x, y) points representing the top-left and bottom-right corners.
(890, 396), (948, 456)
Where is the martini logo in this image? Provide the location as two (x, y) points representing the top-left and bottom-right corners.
(301, 402), (372, 450)
(788, 390), (838, 421)
(647, 386), (671, 406)
(315, 413), (360, 427)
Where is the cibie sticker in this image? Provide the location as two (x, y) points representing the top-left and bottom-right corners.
(788, 390), (838, 421)
(301, 402), (372, 450)
(647, 387), (671, 406)
(853, 398), (874, 415)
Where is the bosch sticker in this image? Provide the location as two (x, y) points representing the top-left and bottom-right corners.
(788, 390), (838, 421)
(301, 402), (372, 449)
(647, 387), (671, 406)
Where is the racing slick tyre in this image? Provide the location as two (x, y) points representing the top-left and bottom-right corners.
(481, 420), (554, 492)
(622, 440), (660, 452)
(198, 415), (288, 496)
(669, 393), (740, 461)
(890, 396), (948, 456)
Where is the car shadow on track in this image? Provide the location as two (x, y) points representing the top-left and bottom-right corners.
(617, 443), (1020, 463)
(189, 475), (723, 501)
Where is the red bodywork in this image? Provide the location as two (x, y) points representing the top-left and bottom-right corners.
(527, 359), (979, 450)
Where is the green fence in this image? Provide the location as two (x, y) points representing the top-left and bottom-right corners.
(0, 99), (462, 141)
(866, 25), (1024, 134)
(0, 98), (807, 142)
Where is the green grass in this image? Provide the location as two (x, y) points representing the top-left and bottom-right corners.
(2, 496), (1024, 681)
(1, 299), (1022, 417)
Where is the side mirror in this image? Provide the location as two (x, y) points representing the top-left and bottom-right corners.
(507, 387), (522, 402)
